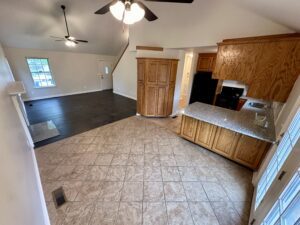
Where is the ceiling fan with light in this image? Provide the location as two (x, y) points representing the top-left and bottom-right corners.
(51, 5), (88, 47)
(95, 0), (194, 25)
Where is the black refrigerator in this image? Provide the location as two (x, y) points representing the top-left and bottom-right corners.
(189, 72), (218, 105)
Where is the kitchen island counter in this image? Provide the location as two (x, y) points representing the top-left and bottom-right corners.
(183, 101), (276, 143)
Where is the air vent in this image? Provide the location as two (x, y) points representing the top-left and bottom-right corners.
(52, 187), (67, 208)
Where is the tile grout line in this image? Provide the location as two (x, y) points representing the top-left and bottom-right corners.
(200, 181), (221, 225)
(158, 152), (170, 225)
(176, 153), (196, 225)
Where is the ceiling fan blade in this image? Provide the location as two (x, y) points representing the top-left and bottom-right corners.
(137, 2), (158, 21)
(75, 40), (88, 43)
(144, 0), (193, 3)
(50, 35), (65, 39)
(95, 1), (116, 14)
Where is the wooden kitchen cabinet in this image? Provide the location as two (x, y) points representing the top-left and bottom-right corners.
(212, 127), (240, 158)
(195, 120), (217, 149)
(197, 53), (216, 72)
(180, 115), (198, 141)
(233, 135), (270, 169)
(213, 34), (300, 102)
(137, 58), (178, 117)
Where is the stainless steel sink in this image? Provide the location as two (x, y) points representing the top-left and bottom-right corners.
(249, 102), (266, 109)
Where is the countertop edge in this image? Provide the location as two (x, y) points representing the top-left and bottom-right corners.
(182, 111), (275, 143)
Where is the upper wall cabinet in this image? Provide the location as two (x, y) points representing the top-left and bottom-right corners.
(213, 34), (300, 102)
(197, 53), (216, 72)
(137, 58), (178, 117)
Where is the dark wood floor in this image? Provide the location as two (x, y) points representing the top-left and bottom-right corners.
(25, 90), (136, 147)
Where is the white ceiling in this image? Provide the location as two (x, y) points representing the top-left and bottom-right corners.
(228, 0), (300, 31)
(0, 0), (128, 55)
(0, 0), (298, 55)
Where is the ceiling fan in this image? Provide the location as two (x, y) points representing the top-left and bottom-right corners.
(95, 0), (194, 24)
(51, 5), (88, 47)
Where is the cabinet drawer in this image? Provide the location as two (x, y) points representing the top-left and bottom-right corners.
(180, 115), (198, 141)
(212, 127), (240, 158)
(195, 121), (217, 149)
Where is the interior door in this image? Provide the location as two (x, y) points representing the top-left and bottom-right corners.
(98, 60), (113, 90)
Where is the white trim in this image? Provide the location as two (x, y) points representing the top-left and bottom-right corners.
(11, 95), (34, 147)
(113, 90), (136, 100)
(31, 149), (51, 225)
(22, 89), (102, 101)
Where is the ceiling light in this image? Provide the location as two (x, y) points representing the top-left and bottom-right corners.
(110, 1), (125, 21)
(109, 1), (145, 24)
(65, 40), (76, 47)
(68, 36), (75, 41)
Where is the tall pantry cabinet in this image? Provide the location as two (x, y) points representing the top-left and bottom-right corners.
(137, 58), (178, 117)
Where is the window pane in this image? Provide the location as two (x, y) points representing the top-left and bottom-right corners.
(281, 193), (300, 225)
(26, 58), (55, 88)
(280, 170), (300, 210)
(34, 80), (41, 87)
(43, 64), (50, 72)
(41, 59), (48, 64)
(264, 201), (281, 225)
(288, 110), (300, 147)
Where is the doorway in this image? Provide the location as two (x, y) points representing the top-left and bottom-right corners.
(98, 60), (113, 90)
(179, 53), (194, 110)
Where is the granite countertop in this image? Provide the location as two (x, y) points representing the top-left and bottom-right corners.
(183, 101), (276, 143)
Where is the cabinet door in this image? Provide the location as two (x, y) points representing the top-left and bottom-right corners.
(137, 59), (146, 82)
(180, 115), (198, 141)
(156, 86), (168, 117)
(166, 85), (175, 116)
(157, 61), (170, 85)
(195, 121), (217, 149)
(145, 85), (157, 116)
(137, 82), (144, 114)
(233, 135), (269, 169)
(146, 60), (159, 84)
(212, 127), (239, 158)
(197, 53), (216, 72)
(169, 61), (178, 84)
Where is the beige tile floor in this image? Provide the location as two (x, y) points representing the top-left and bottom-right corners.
(36, 116), (253, 225)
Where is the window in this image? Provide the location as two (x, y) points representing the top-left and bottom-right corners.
(260, 168), (300, 225)
(26, 58), (55, 88)
(255, 110), (300, 209)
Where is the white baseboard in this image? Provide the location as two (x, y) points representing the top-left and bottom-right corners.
(113, 90), (136, 100)
(23, 89), (102, 101)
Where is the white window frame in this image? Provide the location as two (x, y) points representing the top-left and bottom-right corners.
(249, 109), (300, 225)
(26, 57), (56, 88)
(260, 167), (300, 225)
(255, 109), (300, 209)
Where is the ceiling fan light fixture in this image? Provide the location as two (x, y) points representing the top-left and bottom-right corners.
(68, 36), (75, 41)
(123, 3), (145, 24)
(65, 40), (76, 47)
(110, 1), (125, 21)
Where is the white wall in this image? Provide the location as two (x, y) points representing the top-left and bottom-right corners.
(4, 47), (116, 100)
(0, 43), (49, 225)
(113, 48), (185, 114)
(113, 49), (137, 100)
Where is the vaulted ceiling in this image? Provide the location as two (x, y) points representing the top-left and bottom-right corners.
(0, 0), (128, 55)
(0, 0), (297, 55)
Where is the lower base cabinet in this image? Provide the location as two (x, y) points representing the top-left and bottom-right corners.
(212, 127), (240, 158)
(180, 115), (270, 170)
(195, 120), (217, 149)
(180, 116), (198, 141)
(233, 135), (270, 169)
